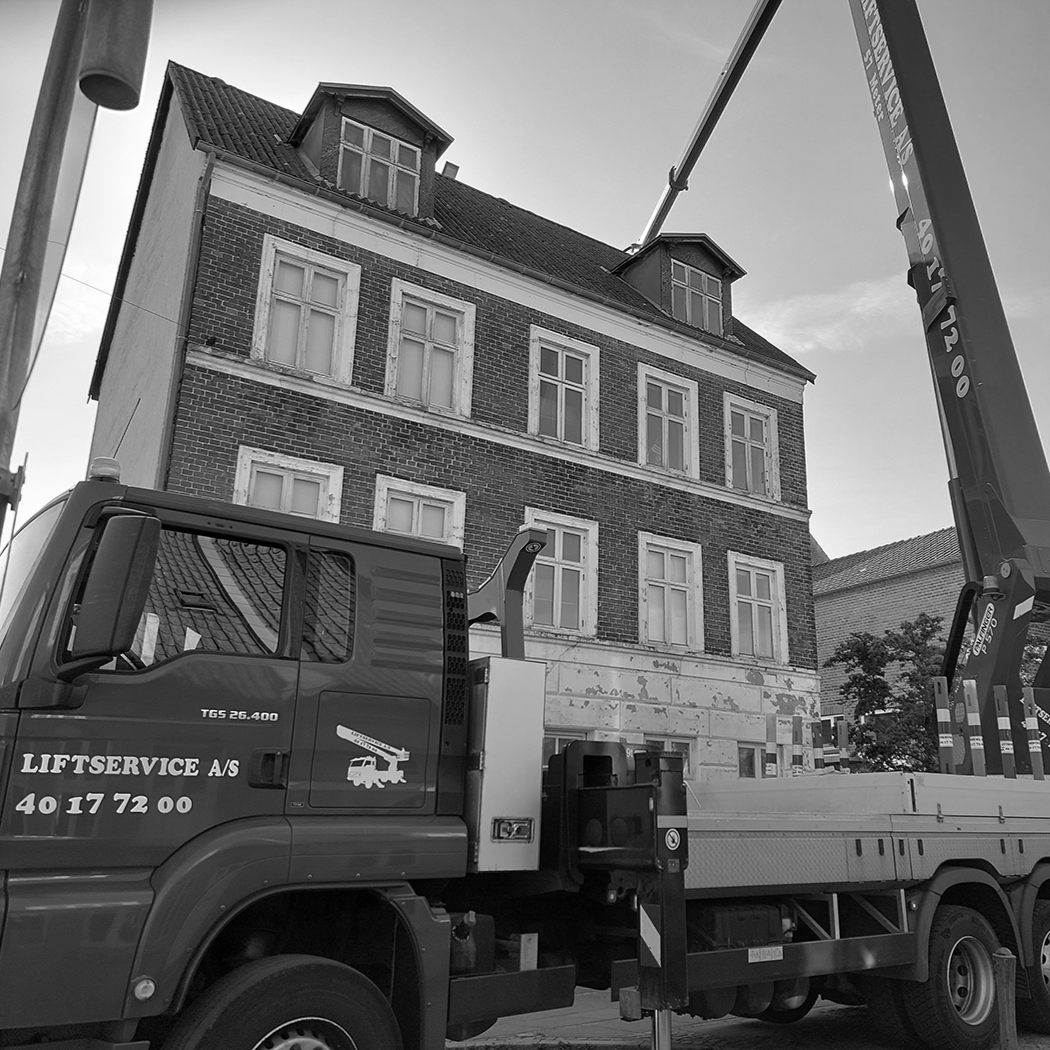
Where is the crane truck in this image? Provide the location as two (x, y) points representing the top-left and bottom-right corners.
(0, 2), (1048, 1050)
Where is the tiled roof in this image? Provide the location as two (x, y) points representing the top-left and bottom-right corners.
(166, 63), (813, 382)
(812, 527), (959, 596)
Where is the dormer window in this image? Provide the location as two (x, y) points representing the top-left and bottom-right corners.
(671, 261), (722, 335)
(338, 118), (420, 215)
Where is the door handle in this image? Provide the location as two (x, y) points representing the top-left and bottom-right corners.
(247, 749), (289, 788)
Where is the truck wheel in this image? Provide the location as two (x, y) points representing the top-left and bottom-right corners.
(901, 904), (999, 1050)
(1017, 900), (1050, 1032)
(161, 955), (402, 1050)
(860, 974), (922, 1047)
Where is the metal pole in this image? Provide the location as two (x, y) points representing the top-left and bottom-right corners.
(650, 1008), (672, 1050)
(0, 0), (88, 531)
(933, 676), (955, 773)
(637, 0), (783, 247)
(992, 947), (1018, 1050)
(1023, 687), (1046, 780)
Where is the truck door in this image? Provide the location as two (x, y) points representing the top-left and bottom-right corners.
(288, 538), (444, 815)
(1, 509), (303, 870)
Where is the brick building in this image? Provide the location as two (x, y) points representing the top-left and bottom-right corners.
(813, 528), (963, 715)
(89, 63), (820, 780)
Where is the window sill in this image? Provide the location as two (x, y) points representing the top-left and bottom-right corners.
(641, 461), (698, 482)
(638, 640), (704, 656)
(731, 652), (786, 668)
(727, 484), (782, 505)
(385, 392), (471, 421)
(526, 625), (596, 641)
(529, 430), (597, 454)
(247, 353), (353, 388)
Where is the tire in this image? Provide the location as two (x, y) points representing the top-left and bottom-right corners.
(756, 978), (818, 1024)
(860, 973), (924, 1048)
(161, 955), (403, 1050)
(1017, 900), (1050, 1032)
(901, 904), (999, 1050)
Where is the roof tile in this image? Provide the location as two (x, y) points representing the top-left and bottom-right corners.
(812, 527), (959, 595)
(167, 62), (812, 381)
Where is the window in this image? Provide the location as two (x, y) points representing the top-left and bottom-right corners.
(724, 394), (780, 500)
(638, 365), (699, 477)
(99, 528), (288, 670)
(525, 508), (598, 636)
(638, 533), (703, 649)
(728, 552), (788, 664)
(302, 550), (355, 663)
(528, 327), (600, 450)
(252, 236), (360, 384)
(234, 448), (343, 524)
(671, 260), (722, 335)
(643, 736), (693, 778)
(338, 118), (420, 215)
(387, 280), (476, 416)
(373, 476), (466, 548)
(542, 729), (589, 768)
(738, 744), (761, 778)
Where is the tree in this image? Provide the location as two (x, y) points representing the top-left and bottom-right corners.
(824, 613), (943, 772)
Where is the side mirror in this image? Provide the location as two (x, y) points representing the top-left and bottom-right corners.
(58, 514), (160, 680)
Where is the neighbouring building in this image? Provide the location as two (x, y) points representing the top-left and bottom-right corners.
(89, 63), (820, 781)
(814, 527), (1049, 720)
(814, 528), (963, 716)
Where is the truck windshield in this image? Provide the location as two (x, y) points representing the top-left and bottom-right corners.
(0, 501), (65, 682)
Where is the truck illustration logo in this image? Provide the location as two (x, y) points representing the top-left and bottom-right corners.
(335, 725), (409, 788)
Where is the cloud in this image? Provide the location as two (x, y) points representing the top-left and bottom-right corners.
(615, 2), (729, 62)
(741, 274), (918, 355)
(40, 273), (109, 347)
(1002, 285), (1050, 324)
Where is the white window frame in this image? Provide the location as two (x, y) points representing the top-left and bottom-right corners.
(638, 532), (704, 650)
(528, 326), (600, 451)
(251, 235), (361, 385)
(524, 507), (599, 637)
(337, 117), (421, 216)
(727, 551), (789, 665)
(670, 260), (723, 335)
(233, 447), (343, 523)
(724, 393), (781, 501)
(373, 475), (466, 548)
(637, 364), (699, 479)
(385, 279), (476, 417)
(737, 742), (764, 779)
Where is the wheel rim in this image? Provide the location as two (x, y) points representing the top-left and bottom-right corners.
(1039, 927), (1050, 993)
(254, 1018), (357, 1050)
(945, 936), (995, 1025)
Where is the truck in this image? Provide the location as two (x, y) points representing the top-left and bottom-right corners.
(0, 3), (1048, 1050)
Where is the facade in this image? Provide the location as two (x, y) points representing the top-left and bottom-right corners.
(90, 63), (820, 781)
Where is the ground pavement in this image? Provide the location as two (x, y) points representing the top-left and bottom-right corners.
(456, 987), (1050, 1050)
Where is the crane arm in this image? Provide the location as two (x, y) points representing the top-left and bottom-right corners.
(336, 724), (409, 762)
(847, 0), (1050, 772)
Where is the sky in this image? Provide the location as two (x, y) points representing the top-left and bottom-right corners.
(1, 0), (1048, 558)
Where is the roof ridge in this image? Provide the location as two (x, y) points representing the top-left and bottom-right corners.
(819, 525), (957, 568)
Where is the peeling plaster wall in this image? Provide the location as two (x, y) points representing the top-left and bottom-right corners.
(472, 627), (821, 780)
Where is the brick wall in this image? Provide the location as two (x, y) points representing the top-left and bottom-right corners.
(187, 198), (810, 507)
(168, 364), (817, 667)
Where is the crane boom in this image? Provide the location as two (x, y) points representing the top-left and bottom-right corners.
(847, 0), (1050, 773)
(336, 724), (409, 761)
